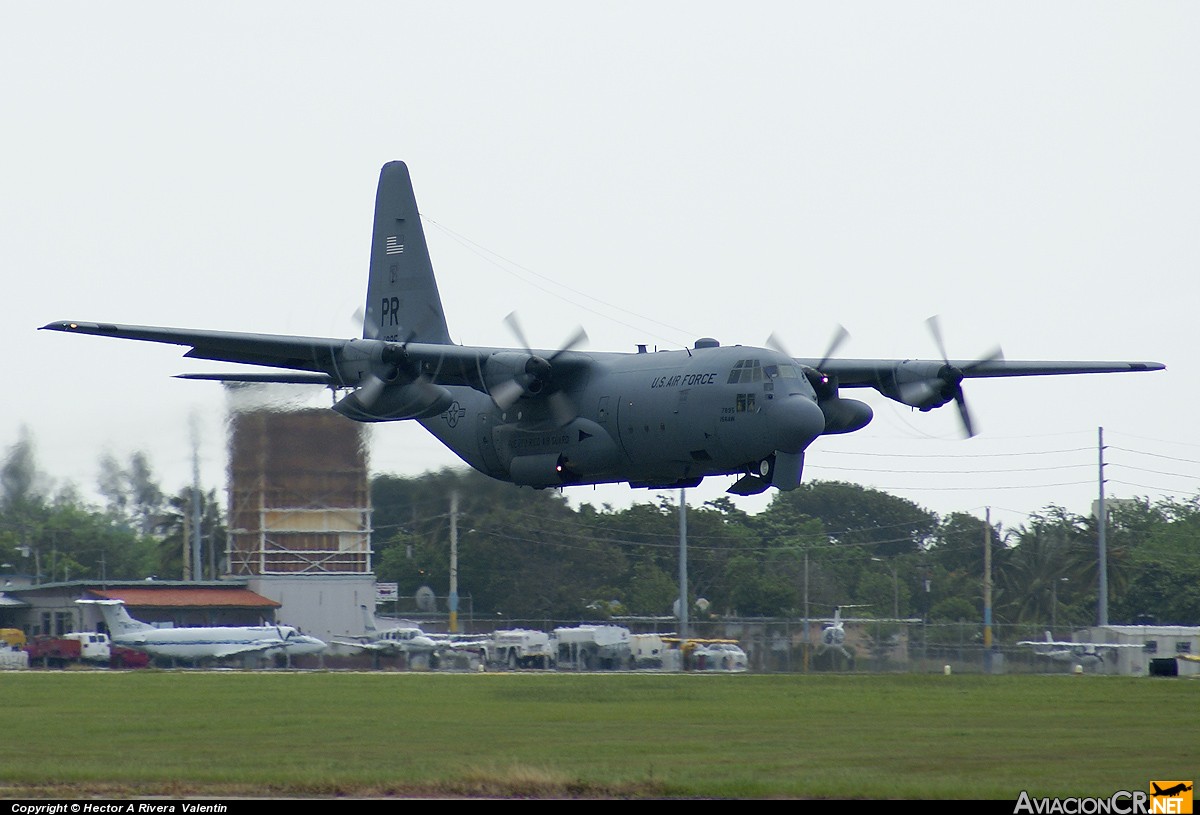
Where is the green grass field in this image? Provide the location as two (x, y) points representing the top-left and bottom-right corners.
(1, 671), (1195, 799)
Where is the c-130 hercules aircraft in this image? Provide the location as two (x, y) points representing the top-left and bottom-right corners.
(43, 162), (1164, 496)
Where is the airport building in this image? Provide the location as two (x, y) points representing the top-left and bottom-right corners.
(223, 388), (376, 644)
(1079, 625), (1200, 676)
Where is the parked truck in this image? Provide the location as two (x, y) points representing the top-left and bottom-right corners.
(488, 629), (554, 669)
(24, 632), (149, 669)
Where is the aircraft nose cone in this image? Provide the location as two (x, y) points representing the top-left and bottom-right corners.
(770, 395), (826, 452)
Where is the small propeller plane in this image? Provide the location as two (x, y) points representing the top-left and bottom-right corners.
(332, 604), (442, 656)
(1017, 630), (1144, 667)
(42, 162), (1165, 496)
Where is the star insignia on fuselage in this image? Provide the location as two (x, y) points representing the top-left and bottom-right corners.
(442, 401), (467, 428)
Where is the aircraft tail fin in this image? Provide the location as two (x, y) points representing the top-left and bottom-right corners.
(360, 604), (377, 635)
(77, 599), (154, 637)
(363, 162), (453, 345)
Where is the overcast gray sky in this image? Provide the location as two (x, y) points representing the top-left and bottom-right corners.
(4, 2), (1196, 533)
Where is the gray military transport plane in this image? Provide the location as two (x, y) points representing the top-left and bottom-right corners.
(42, 162), (1164, 496)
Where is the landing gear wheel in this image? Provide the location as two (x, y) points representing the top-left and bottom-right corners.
(757, 457), (773, 480)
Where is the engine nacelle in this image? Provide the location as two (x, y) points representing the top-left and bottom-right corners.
(819, 397), (873, 435)
(333, 381), (453, 422)
(484, 351), (552, 403)
(875, 360), (958, 410)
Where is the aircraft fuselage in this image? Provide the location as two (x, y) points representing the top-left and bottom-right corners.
(113, 625), (326, 660)
(420, 343), (826, 490)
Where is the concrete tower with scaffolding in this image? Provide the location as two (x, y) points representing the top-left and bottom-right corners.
(224, 386), (378, 642)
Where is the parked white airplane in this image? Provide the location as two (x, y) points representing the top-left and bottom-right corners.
(1017, 630), (1143, 667)
(333, 605), (441, 656)
(77, 599), (326, 663)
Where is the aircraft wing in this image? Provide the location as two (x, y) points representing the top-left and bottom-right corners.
(795, 355), (1163, 433)
(39, 321), (495, 388)
(807, 358), (1164, 385)
(1017, 639), (1142, 649)
(43, 319), (590, 391)
(206, 640), (289, 658)
(332, 639), (400, 654)
(41, 321), (350, 374)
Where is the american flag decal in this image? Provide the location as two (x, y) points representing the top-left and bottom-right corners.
(385, 236), (405, 255)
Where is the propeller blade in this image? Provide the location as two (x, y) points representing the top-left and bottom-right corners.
(953, 389), (976, 438)
(356, 373), (388, 408)
(550, 326), (589, 360)
(354, 306), (381, 341)
(497, 312), (588, 410)
(411, 375), (444, 404)
(766, 325), (849, 370)
(765, 332), (790, 357)
(962, 346), (1006, 372)
(817, 324), (851, 370)
(490, 378), (526, 411)
(504, 311), (533, 353)
(925, 315), (1002, 438)
(926, 314), (949, 364)
(548, 391), (578, 427)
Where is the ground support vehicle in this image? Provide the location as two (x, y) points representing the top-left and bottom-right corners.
(489, 629), (554, 669)
(554, 625), (632, 670)
(24, 633), (149, 669)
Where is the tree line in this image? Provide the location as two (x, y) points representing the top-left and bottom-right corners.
(370, 469), (1200, 633)
(3, 428), (1198, 637)
(0, 429), (224, 583)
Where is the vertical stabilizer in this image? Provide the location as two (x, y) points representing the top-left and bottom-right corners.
(360, 604), (377, 635)
(363, 162), (453, 344)
(78, 599), (153, 637)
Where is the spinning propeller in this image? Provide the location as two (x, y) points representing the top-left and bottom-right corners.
(489, 312), (588, 426)
(922, 315), (1003, 438)
(338, 309), (444, 419)
(769, 325), (850, 397)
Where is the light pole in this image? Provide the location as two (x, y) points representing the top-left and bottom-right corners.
(1051, 577), (1069, 636)
(871, 557), (900, 618)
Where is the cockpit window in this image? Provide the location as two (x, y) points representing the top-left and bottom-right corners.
(727, 359), (763, 384)
(765, 364), (799, 379)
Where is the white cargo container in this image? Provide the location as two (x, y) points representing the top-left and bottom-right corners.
(489, 629), (554, 669)
(553, 625), (632, 670)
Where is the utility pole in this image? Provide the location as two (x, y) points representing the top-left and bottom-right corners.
(190, 433), (203, 582)
(1097, 427), (1108, 627)
(803, 548), (810, 673)
(983, 507), (993, 670)
(678, 488), (689, 641)
(449, 490), (459, 634)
